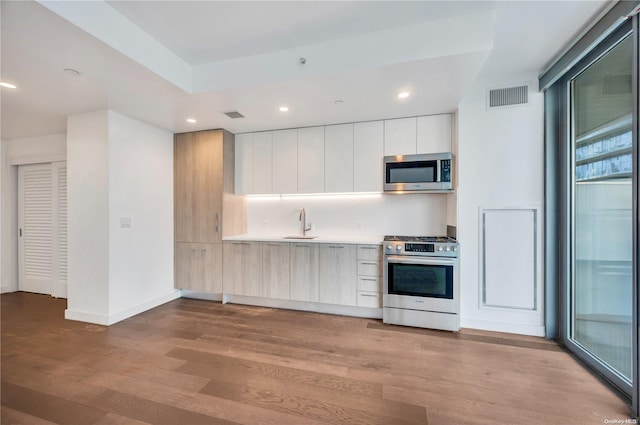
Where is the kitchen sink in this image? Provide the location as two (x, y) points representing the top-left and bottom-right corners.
(283, 235), (318, 239)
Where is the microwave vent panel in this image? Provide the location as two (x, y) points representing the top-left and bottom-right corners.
(223, 111), (245, 119)
(487, 85), (529, 109)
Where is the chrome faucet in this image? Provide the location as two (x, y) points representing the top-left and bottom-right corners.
(299, 208), (311, 236)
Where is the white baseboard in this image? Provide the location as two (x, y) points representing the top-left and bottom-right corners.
(460, 317), (545, 337)
(224, 294), (383, 319)
(65, 289), (183, 326)
(107, 290), (182, 325)
(180, 290), (222, 301)
(180, 290), (382, 319)
(64, 309), (110, 326)
(0, 285), (17, 294)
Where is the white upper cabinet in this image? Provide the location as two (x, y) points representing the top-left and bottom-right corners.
(417, 114), (452, 153)
(234, 133), (253, 195)
(297, 126), (325, 193)
(272, 129), (298, 194)
(384, 117), (417, 156)
(324, 124), (354, 193)
(235, 113), (454, 195)
(251, 132), (273, 194)
(354, 121), (384, 192)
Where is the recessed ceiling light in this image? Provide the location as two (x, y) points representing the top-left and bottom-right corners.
(398, 92), (410, 99)
(186, 118), (197, 123)
(63, 68), (81, 77)
(279, 106), (289, 112)
(0, 82), (17, 89)
(334, 99), (344, 105)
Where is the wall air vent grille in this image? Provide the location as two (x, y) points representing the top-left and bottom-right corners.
(224, 111), (245, 119)
(487, 85), (529, 109)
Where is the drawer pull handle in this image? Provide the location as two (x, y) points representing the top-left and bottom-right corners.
(329, 245), (345, 249)
(360, 247), (378, 250)
(295, 245), (310, 248)
(360, 294), (379, 297)
(232, 242), (251, 245)
(360, 278), (377, 281)
(360, 262), (378, 265)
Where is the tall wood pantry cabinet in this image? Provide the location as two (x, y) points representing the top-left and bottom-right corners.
(174, 129), (246, 292)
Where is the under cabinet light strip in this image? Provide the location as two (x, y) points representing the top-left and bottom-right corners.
(246, 192), (383, 201)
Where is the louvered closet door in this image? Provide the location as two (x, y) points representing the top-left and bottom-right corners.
(18, 162), (67, 297)
(19, 163), (53, 294)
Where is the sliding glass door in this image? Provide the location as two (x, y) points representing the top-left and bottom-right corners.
(569, 31), (634, 387)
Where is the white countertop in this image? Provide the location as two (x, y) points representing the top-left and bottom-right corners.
(223, 234), (383, 245)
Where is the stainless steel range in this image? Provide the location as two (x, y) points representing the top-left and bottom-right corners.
(383, 236), (460, 331)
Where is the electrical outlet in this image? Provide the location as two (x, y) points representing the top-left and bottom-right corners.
(263, 219), (269, 229)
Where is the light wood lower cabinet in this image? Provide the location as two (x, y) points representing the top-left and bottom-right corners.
(262, 242), (291, 299)
(319, 244), (357, 305)
(175, 243), (222, 292)
(356, 244), (382, 308)
(290, 243), (319, 302)
(221, 240), (382, 309)
(223, 241), (263, 296)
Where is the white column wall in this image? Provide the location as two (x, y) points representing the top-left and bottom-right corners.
(457, 74), (545, 336)
(0, 141), (4, 292)
(66, 111), (111, 321)
(107, 110), (177, 322)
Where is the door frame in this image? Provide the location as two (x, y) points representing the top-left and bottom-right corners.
(550, 19), (636, 402)
(17, 161), (67, 298)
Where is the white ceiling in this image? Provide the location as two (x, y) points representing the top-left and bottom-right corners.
(1, 0), (608, 141)
(105, 1), (495, 64)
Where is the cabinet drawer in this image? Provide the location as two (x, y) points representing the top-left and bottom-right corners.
(357, 276), (381, 292)
(357, 291), (381, 308)
(357, 260), (381, 277)
(357, 245), (382, 261)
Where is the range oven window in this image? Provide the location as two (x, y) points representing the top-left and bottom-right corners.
(386, 160), (437, 184)
(387, 262), (453, 299)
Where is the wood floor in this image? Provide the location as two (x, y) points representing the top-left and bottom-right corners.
(1, 292), (632, 425)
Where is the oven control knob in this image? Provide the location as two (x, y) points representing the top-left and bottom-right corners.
(451, 246), (457, 252)
(444, 246), (450, 252)
(395, 244), (402, 252)
(386, 244), (393, 252)
(437, 246), (443, 251)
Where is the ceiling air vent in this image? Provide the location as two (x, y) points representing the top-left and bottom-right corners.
(224, 111), (245, 119)
(487, 85), (529, 109)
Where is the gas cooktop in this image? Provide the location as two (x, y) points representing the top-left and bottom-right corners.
(383, 235), (459, 257)
(383, 235), (457, 243)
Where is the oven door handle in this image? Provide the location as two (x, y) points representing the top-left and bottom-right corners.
(385, 255), (457, 267)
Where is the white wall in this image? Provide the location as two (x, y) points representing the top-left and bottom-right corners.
(66, 111), (110, 320)
(66, 109), (178, 325)
(4, 134), (66, 165)
(107, 110), (175, 321)
(0, 141), (4, 292)
(457, 74), (545, 336)
(246, 194), (448, 237)
(1, 134), (67, 293)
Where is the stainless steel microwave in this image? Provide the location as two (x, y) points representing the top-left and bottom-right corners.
(384, 152), (453, 192)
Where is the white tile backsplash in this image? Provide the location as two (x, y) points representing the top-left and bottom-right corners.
(246, 193), (448, 237)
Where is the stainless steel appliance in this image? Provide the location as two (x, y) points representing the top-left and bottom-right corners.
(384, 152), (453, 192)
(383, 236), (460, 331)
